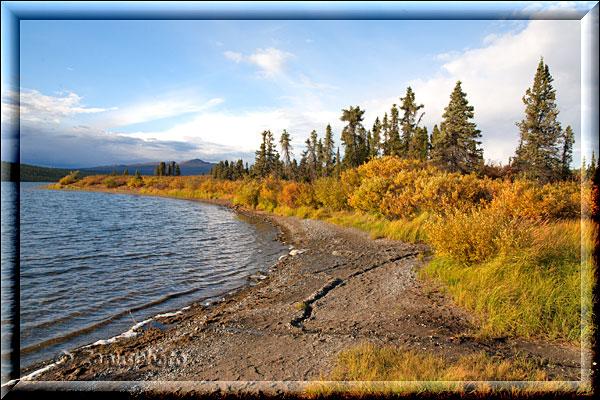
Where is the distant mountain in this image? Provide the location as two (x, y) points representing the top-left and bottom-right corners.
(1, 161), (97, 182)
(1, 159), (218, 182)
(79, 159), (216, 176)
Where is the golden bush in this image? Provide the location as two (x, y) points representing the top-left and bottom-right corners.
(314, 177), (351, 210)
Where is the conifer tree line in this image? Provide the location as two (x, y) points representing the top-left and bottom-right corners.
(212, 57), (577, 184)
(154, 161), (181, 176)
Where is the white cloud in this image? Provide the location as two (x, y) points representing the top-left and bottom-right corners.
(5, 88), (116, 124)
(405, 19), (581, 165)
(224, 51), (242, 63)
(105, 95), (224, 128)
(224, 47), (294, 77)
(119, 106), (343, 162)
(298, 74), (338, 90)
(247, 47), (294, 77)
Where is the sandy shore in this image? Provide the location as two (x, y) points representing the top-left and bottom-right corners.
(14, 192), (582, 392)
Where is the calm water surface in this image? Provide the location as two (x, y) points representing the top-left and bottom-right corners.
(2, 182), (287, 375)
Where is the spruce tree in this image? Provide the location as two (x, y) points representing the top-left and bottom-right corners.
(410, 126), (429, 162)
(399, 86), (424, 158)
(560, 125), (574, 180)
(123, 169), (129, 176)
(340, 106), (367, 169)
(513, 58), (563, 183)
(388, 105), (401, 156)
(308, 130), (319, 180)
(298, 139), (311, 182)
(254, 130), (269, 178)
(175, 163), (181, 176)
(166, 164), (172, 177)
(265, 130), (281, 177)
(370, 117), (382, 158)
(159, 162), (166, 176)
(135, 170), (141, 178)
(381, 113), (391, 156)
(279, 129), (294, 179)
(323, 124), (335, 176)
(432, 81), (483, 173)
(154, 165), (160, 176)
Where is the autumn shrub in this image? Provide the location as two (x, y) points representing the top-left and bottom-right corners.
(79, 175), (104, 186)
(168, 177), (185, 190)
(127, 176), (145, 188)
(295, 181), (317, 207)
(58, 170), (81, 186)
(348, 175), (390, 214)
(104, 177), (118, 189)
(142, 176), (169, 190)
(255, 176), (281, 211)
(278, 181), (302, 208)
(346, 159), (491, 218)
(58, 175), (77, 186)
(489, 178), (580, 220)
(314, 177), (350, 210)
(183, 176), (203, 190)
(426, 206), (507, 264)
(422, 218), (588, 342)
(233, 179), (261, 208)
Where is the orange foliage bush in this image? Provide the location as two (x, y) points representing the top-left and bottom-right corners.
(489, 179), (580, 220)
(79, 175), (105, 186)
(278, 182), (302, 208)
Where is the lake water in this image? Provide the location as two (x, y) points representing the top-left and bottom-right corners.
(1, 182), (287, 377)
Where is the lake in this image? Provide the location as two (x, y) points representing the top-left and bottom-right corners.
(1, 182), (287, 377)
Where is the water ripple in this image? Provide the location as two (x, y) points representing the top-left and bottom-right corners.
(12, 183), (286, 371)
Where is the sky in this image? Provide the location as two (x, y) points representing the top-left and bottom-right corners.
(1, 2), (597, 168)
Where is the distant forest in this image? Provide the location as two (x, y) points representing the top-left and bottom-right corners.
(0, 161), (98, 182)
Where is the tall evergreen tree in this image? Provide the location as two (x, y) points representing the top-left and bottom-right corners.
(166, 164), (172, 176)
(513, 58), (563, 182)
(370, 117), (382, 158)
(387, 104), (401, 156)
(154, 165), (160, 176)
(381, 113), (391, 156)
(410, 126), (430, 162)
(298, 139), (311, 182)
(159, 162), (167, 176)
(323, 124), (336, 176)
(123, 169), (129, 176)
(431, 81), (483, 173)
(308, 130), (319, 180)
(340, 106), (368, 169)
(265, 130), (281, 177)
(175, 163), (181, 176)
(279, 129), (294, 179)
(560, 125), (574, 180)
(135, 170), (141, 178)
(399, 87), (424, 158)
(254, 130), (270, 178)
(317, 138), (324, 176)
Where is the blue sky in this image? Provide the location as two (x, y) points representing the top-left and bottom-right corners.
(2, 2), (597, 168)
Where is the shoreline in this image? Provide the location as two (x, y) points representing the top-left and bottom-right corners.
(13, 186), (583, 389)
(17, 190), (293, 379)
